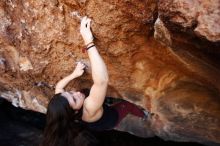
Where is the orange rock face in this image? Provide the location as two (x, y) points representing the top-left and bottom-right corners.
(0, 0), (219, 145)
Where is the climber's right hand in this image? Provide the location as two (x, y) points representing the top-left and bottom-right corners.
(80, 16), (94, 45)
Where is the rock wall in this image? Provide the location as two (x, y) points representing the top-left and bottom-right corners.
(0, 0), (220, 145)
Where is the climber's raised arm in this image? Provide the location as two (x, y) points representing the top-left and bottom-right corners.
(80, 17), (109, 122)
(55, 62), (86, 94)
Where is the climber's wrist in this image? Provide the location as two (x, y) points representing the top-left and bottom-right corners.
(84, 39), (93, 45)
(85, 41), (94, 47)
(81, 41), (95, 53)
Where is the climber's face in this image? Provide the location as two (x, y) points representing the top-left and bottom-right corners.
(61, 91), (85, 110)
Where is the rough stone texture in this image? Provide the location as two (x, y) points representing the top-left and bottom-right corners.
(0, 0), (220, 145)
(158, 0), (220, 42)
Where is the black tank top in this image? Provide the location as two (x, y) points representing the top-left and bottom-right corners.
(81, 104), (119, 131)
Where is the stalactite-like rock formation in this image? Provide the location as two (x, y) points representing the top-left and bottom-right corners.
(0, 0), (219, 145)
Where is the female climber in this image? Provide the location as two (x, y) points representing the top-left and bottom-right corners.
(42, 16), (148, 146)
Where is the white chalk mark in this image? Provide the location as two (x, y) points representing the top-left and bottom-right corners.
(70, 11), (83, 20)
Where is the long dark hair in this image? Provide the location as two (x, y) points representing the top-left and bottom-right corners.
(41, 93), (83, 146)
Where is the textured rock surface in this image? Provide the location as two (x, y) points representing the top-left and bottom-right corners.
(0, 0), (220, 145)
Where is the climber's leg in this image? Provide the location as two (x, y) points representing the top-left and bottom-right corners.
(111, 100), (148, 125)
